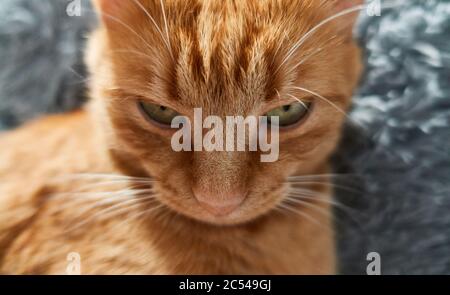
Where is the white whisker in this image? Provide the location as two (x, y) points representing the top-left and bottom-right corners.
(75, 180), (153, 193)
(289, 181), (362, 194)
(51, 187), (153, 200)
(276, 202), (324, 228)
(287, 190), (366, 226)
(159, 0), (174, 60)
(288, 191), (342, 207)
(278, 0), (405, 72)
(106, 203), (167, 233)
(60, 173), (152, 182)
(111, 49), (156, 62)
(285, 197), (332, 219)
(287, 192), (359, 216)
(131, 0), (174, 61)
(65, 195), (157, 233)
(86, 9), (154, 53)
(290, 86), (364, 129)
(287, 94), (309, 109)
(128, 203), (166, 222)
(288, 173), (358, 180)
(54, 189), (154, 214)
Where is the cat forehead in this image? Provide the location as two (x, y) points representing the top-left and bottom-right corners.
(171, 0), (325, 64)
(101, 0), (350, 108)
(163, 0), (329, 104)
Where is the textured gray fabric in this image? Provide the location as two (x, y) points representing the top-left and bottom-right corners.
(335, 0), (450, 274)
(0, 0), (95, 129)
(0, 0), (449, 274)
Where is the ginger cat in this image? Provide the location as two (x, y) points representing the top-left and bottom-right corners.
(0, 0), (361, 274)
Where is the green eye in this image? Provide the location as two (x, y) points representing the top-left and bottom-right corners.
(139, 101), (180, 126)
(265, 102), (311, 127)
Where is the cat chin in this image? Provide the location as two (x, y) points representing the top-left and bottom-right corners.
(164, 205), (257, 226)
(190, 211), (262, 227)
(184, 213), (267, 227)
(151, 183), (289, 226)
(158, 197), (281, 227)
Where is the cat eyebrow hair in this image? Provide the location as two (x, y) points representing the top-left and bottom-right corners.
(264, 90), (310, 107)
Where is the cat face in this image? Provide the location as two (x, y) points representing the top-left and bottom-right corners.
(89, 0), (362, 225)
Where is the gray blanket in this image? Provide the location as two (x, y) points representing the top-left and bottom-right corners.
(0, 0), (449, 274)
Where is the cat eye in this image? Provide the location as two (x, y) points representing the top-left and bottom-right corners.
(265, 101), (312, 128)
(139, 101), (180, 126)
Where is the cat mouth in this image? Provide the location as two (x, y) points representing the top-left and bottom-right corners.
(198, 201), (243, 217)
(161, 193), (250, 225)
(191, 197), (248, 224)
(154, 182), (285, 225)
(193, 189), (247, 218)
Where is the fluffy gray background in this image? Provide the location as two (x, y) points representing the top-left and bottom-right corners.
(0, 0), (94, 129)
(0, 0), (449, 274)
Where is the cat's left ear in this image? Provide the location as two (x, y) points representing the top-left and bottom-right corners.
(329, 0), (364, 40)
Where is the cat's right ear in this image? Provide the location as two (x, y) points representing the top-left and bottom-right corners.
(92, 0), (123, 25)
(93, 0), (120, 13)
(329, 0), (365, 41)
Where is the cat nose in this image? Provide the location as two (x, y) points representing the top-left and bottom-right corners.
(193, 189), (246, 216)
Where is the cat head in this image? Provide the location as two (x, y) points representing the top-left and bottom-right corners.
(88, 0), (362, 225)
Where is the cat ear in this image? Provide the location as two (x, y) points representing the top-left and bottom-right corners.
(92, 0), (119, 13)
(92, 0), (163, 31)
(329, 0), (364, 39)
(331, 0), (365, 11)
(92, 0), (123, 20)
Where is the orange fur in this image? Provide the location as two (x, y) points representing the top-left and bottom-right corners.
(0, 0), (361, 274)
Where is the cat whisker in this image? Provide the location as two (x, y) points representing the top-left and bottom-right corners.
(50, 189), (155, 218)
(289, 181), (362, 194)
(85, 9), (155, 54)
(284, 197), (332, 220)
(287, 173), (359, 180)
(284, 196), (361, 229)
(278, 0), (405, 71)
(276, 35), (338, 76)
(287, 191), (350, 209)
(59, 173), (153, 182)
(287, 192), (361, 218)
(275, 89), (282, 103)
(126, 203), (166, 223)
(111, 49), (156, 62)
(131, 0), (175, 61)
(276, 202), (326, 228)
(272, 206), (288, 216)
(75, 180), (154, 193)
(159, 0), (174, 60)
(52, 186), (152, 198)
(289, 86), (365, 129)
(53, 186), (153, 206)
(71, 193), (153, 219)
(270, 30), (290, 68)
(66, 66), (92, 85)
(278, 4), (364, 71)
(64, 193), (157, 233)
(50, 192), (131, 212)
(152, 203), (177, 224)
(287, 94), (309, 109)
(289, 187), (341, 200)
(287, 189), (367, 227)
(64, 201), (153, 234)
(67, 66), (86, 80)
(105, 203), (167, 235)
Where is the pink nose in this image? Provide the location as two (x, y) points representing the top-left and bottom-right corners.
(193, 189), (246, 216)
